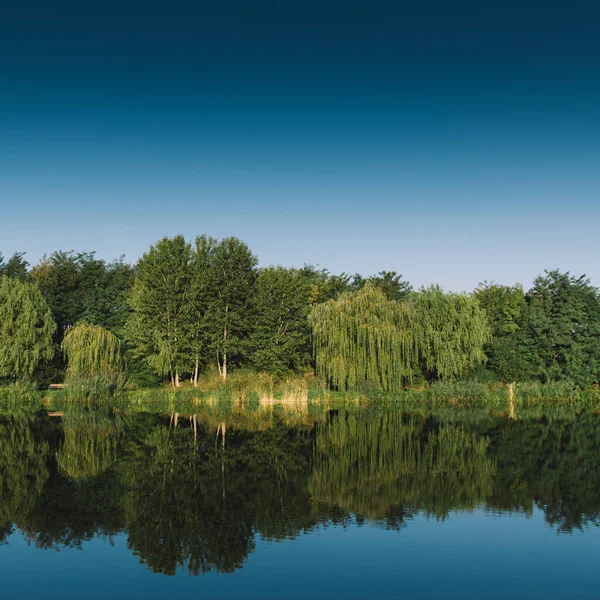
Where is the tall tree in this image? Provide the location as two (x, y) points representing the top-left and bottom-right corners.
(204, 237), (257, 380)
(126, 236), (193, 387)
(474, 282), (528, 381)
(366, 271), (412, 302)
(0, 252), (30, 281)
(188, 235), (219, 386)
(409, 286), (490, 381)
(30, 251), (133, 338)
(245, 266), (312, 376)
(298, 266), (354, 305)
(522, 270), (600, 385)
(0, 278), (56, 381)
(80, 257), (134, 335)
(62, 323), (124, 378)
(309, 284), (418, 392)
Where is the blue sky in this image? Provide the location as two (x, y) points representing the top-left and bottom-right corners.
(1, 1), (599, 290)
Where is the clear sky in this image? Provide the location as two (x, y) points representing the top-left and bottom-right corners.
(1, 0), (599, 291)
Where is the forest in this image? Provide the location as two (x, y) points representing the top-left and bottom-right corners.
(1, 234), (600, 398)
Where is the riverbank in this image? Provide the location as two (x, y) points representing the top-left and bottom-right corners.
(2, 373), (600, 417)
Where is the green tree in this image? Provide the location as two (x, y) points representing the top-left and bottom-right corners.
(522, 270), (600, 385)
(298, 265), (354, 305)
(79, 257), (134, 336)
(0, 278), (56, 381)
(62, 323), (124, 385)
(0, 252), (30, 281)
(309, 284), (418, 392)
(366, 271), (412, 302)
(474, 282), (527, 380)
(245, 266), (312, 376)
(299, 266), (411, 305)
(204, 237), (258, 380)
(188, 235), (219, 386)
(410, 286), (490, 381)
(126, 236), (193, 387)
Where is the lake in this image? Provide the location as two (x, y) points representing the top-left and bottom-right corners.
(1, 405), (599, 598)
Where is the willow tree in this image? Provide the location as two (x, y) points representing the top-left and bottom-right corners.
(62, 323), (124, 377)
(410, 286), (491, 380)
(309, 284), (418, 392)
(0, 277), (56, 381)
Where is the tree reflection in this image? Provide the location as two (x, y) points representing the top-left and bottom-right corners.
(0, 407), (599, 572)
(311, 411), (495, 524)
(0, 416), (49, 542)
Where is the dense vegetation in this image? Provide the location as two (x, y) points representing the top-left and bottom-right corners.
(1, 238), (600, 394)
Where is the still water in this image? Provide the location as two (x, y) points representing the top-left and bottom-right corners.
(1, 407), (599, 598)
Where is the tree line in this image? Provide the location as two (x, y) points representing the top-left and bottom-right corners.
(1, 236), (599, 390)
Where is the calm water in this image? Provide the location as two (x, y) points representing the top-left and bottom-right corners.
(1, 406), (599, 598)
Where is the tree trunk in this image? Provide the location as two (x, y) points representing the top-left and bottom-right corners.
(193, 356), (199, 388)
(222, 309), (228, 381)
(508, 382), (516, 419)
(175, 371), (180, 388)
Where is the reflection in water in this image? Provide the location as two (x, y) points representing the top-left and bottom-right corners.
(0, 416), (49, 542)
(1, 407), (600, 573)
(311, 412), (495, 523)
(56, 412), (124, 480)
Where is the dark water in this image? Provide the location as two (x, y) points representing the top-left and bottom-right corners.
(1, 407), (600, 599)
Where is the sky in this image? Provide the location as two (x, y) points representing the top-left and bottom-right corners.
(1, 0), (599, 291)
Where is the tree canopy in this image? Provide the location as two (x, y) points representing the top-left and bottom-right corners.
(309, 284), (418, 392)
(0, 278), (56, 380)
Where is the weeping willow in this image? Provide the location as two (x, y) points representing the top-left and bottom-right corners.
(309, 284), (418, 392)
(62, 323), (124, 377)
(410, 286), (491, 380)
(309, 284), (491, 391)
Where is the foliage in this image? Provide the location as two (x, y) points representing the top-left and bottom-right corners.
(203, 237), (258, 380)
(310, 284), (418, 391)
(31, 251), (133, 338)
(0, 252), (30, 281)
(62, 323), (124, 377)
(299, 265), (412, 305)
(245, 266), (312, 376)
(0, 277), (56, 380)
(3, 239), (600, 392)
(366, 270), (413, 301)
(409, 286), (491, 381)
(61, 323), (126, 401)
(310, 284), (490, 392)
(126, 236), (194, 386)
(522, 270), (600, 385)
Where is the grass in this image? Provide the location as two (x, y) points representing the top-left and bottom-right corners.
(2, 371), (600, 417)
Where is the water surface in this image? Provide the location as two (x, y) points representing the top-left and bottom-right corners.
(1, 407), (599, 598)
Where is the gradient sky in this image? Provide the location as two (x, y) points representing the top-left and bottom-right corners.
(1, 0), (599, 291)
